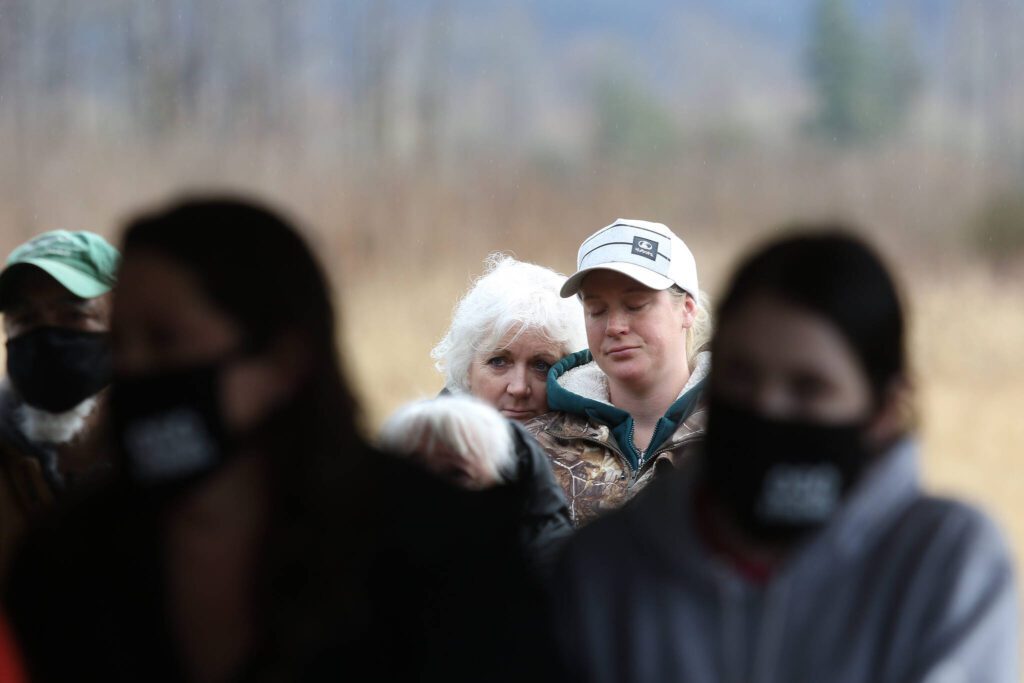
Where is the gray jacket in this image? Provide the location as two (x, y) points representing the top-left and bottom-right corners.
(551, 440), (1019, 683)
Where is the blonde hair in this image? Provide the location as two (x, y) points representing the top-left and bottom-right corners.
(668, 285), (713, 369)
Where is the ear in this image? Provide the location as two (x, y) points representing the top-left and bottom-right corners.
(265, 330), (314, 385)
(865, 376), (913, 449)
(679, 293), (698, 330)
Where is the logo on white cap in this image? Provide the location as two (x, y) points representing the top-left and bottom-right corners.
(632, 237), (657, 261)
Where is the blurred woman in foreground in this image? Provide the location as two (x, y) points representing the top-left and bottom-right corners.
(5, 198), (556, 683)
(551, 229), (1018, 683)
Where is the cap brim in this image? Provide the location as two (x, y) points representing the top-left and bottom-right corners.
(560, 263), (675, 298)
(0, 260), (111, 308)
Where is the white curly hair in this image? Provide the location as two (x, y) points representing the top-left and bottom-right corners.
(432, 254), (587, 393)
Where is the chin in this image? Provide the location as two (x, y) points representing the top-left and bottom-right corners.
(613, 372), (662, 394)
(500, 409), (539, 421)
(603, 362), (649, 385)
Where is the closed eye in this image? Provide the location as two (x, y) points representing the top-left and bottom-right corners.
(624, 297), (651, 312)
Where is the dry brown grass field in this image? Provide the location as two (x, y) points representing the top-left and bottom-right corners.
(1, 136), (1020, 649)
(340, 241), (1024, 578)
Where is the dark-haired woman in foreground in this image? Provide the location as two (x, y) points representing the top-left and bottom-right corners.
(551, 229), (1018, 683)
(5, 198), (556, 683)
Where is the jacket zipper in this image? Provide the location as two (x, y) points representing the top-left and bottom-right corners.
(633, 419), (673, 469)
(634, 431), (704, 479)
(548, 428), (704, 485)
(628, 421), (642, 466)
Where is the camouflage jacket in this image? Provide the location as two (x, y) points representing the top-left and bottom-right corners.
(525, 351), (708, 527)
(0, 385), (56, 579)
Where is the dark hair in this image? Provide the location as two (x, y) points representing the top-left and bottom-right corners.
(121, 197), (369, 674)
(715, 228), (906, 400)
(121, 195), (358, 429)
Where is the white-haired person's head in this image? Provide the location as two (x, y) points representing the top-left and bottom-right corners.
(379, 395), (517, 490)
(432, 254), (587, 422)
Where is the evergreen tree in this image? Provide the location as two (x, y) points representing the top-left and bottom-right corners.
(806, 0), (866, 143)
(804, 0), (920, 144)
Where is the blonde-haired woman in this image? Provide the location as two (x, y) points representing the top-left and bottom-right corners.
(526, 219), (711, 527)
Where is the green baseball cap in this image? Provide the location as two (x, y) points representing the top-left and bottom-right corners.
(0, 230), (120, 309)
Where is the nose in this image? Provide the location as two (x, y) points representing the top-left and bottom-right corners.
(605, 309), (628, 336)
(506, 365), (530, 398)
(751, 383), (794, 419)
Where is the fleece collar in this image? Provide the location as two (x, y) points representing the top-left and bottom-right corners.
(547, 350), (710, 470)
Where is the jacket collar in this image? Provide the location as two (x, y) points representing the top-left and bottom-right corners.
(545, 350), (710, 468)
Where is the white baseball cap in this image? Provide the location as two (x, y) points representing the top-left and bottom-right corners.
(560, 218), (699, 302)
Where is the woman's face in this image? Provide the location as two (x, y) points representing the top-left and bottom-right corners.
(466, 327), (563, 421)
(712, 295), (872, 423)
(581, 269), (694, 393)
(112, 250), (295, 432)
(113, 251), (240, 375)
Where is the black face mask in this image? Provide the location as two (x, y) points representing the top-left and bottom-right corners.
(110, 361), (230, 491)
(703, 399), (873, 544)
(6, 327), (112, 413)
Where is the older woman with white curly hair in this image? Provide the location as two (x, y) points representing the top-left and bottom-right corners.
(432, 254), (587, 422)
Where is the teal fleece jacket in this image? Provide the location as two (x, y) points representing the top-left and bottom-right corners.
(546, 350), (706, 471)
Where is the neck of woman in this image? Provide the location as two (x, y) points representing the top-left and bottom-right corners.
(165, 451), (271, 683)
(609, 365), (691, 450)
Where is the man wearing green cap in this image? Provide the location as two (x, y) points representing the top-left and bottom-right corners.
(0, 230), (119, 573)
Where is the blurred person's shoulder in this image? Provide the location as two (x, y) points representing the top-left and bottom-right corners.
(886, 488), (1015, 580)
(5, 479), (156, 592)
(3, 480), (172, 682)
(858, 440), (1014, 575)
(554, 463), (693, 576)
(354, 447), (524, 541)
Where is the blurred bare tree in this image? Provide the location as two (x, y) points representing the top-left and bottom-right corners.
(0, 0), (1019, 263)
